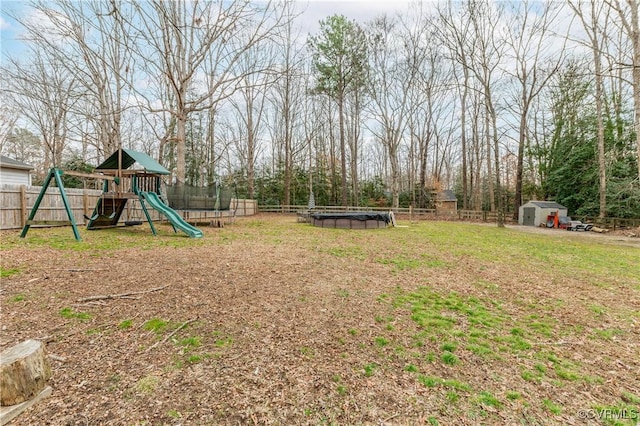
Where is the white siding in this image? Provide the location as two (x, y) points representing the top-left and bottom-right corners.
(519, 202), (568, 226)
(0, 167), (32, 186)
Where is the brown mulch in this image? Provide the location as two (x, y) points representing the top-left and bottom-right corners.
(1, 214), (639, 425)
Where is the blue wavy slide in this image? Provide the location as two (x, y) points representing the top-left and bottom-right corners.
(139, 191), (204, 238)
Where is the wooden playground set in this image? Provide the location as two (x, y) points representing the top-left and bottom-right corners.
(20, 149), (204, 241)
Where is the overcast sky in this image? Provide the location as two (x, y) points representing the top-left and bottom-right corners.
(0, 0), (418, 59)
(297, 0), (414, 30)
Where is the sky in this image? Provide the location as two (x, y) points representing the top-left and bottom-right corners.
(0, 0), (416, 60)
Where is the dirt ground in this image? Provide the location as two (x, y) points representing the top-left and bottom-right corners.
(502, 223), (640, 248)
(1, 215), (638, 425)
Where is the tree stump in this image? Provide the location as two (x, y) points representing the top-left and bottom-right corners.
(0, 340), (51, 406)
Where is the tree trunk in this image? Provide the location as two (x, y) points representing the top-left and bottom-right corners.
(247, 101), (256, 201)
(1, 340), (51, 406)
(460, 78), (469, 210)
(591, 9), (607, 218)
(338, 96), (348, 207)
(389, 145), (400, 209)
(630, 0), (640, 180)
(609, 0), (640, 180)
(176, 111), (186, 184)
(514, 81), (528, 220)
(485, 103), (495, 212)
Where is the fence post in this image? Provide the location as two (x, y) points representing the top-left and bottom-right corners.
(20, 185), (27, 228)
(83, 190), (89, 221)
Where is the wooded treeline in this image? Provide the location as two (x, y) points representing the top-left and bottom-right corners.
(1, 0), (639, 219)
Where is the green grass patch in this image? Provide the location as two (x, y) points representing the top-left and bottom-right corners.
(178, 336), (201, 350)
(476, 391), (501, 408)
(135, 374), (159, 394)
(143, 318), (168, 333)
(327, 246), (365, 259)
(0, 267), (20, 278)
(592, 328), (625, 341)
(542, 399), (562, 415)
(59, 307), (91, 320)
(336, 385), (347, 396)
(299, 346), (314, 357)
(214, 336), (233, 348)
(167, 409), (182, 419)
(186, 354), (205, 364)
(466, 343), (493, 357)
(404, 364), (418, 373)
(441, 351), (459, 365)
(376, 255), (422, 271)
(363, 363), (377, 377)
(441, 342), (457, 352)
(621, 391), (640, 404)
(8, 293), (26, 302)
(446, 391), (459, 403)
(374, 336), (389, 347)
(506, 391), (521, 400)
(118, 319), (133, 329)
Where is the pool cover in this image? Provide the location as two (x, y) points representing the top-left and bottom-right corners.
(310, 212), (392, 224)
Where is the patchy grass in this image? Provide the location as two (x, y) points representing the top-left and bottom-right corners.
(8, 293), (26, 302)
(59, 307), (91, 320)
(118, 319), (134, 329)
(0, 216), (638, 424)
(0, 267), (20, 278)
(143, 318), (169, 334)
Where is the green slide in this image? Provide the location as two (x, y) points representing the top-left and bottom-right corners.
(139, 191), (203, 238)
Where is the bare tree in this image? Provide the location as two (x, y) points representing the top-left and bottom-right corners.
(467, 1), (506, 225)
(569, 0), (611, 218)
(504, 0), (566, 220)
(403, 7), (450, 209)
(268, 6), (307, 206)
(608, 0), (640, 180)
(436, 1), (475, 209)
(365, 15), (417, 209)
(131, 0), (288, 184)
(2, 50), (78, 170)
(229, 42), (274, 199)
(0, 97), (18, 154)
(13, 0), (136, 161)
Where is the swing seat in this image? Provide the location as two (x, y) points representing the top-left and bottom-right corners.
(125, 220), (143, 226)
(84, 213), (99, 221)
(84, 212), (116, 221)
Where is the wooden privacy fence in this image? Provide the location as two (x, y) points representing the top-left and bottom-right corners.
(0, 184), (257, 230)
(260, 205), (640, 228)
(573, 216), (640, 231)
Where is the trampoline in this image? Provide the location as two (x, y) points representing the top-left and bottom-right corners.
(310, 212), (393, 229)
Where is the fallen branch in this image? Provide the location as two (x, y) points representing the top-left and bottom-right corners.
(77, 285), (169, 302)
(48, 354), (66, 363)
(145, 319), (197, 353)
(72, 301), (108, 308)
(53, 268), (108, 272)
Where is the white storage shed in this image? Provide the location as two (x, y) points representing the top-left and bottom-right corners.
(0, 156), (34, 186)
(519, 201), (568, 227)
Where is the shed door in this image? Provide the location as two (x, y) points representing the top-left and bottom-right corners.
(523, 207), (536, 226)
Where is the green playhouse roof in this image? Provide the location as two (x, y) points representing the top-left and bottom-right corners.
(96, 149), (169, 175)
